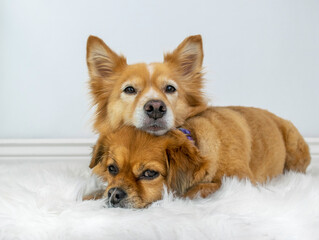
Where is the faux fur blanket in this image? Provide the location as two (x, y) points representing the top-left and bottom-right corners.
(0, 160), (318, 240)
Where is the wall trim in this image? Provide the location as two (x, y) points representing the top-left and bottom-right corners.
(0, 138), (96, 162)
(0, 138), (318, 162)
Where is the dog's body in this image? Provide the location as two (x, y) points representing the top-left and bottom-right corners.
(85, 35), (311, 208)
(89, 106), (310, 208)
(181, 106), (310, 185)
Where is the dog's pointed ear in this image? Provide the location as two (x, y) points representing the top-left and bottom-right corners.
(164, 35), (203, 77)
(86, 35), (127, 79)
(86, 36), (127, 132)
(164, 35), (207, 121)
(165, 131), (208, 196)
(89, 135), (108, 169)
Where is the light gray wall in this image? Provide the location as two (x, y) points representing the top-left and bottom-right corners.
(1, 0), (318, 138)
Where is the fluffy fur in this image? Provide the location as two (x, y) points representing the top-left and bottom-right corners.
(89, 107), (311, 208)
(0, 160), (318, 240)
(86, 35), (310, 207)
(87, 35), (207, 135)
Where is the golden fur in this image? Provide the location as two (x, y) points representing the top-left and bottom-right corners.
(89, 107), (310, 208)
(85, 35), (311, 208)
(87, 35), (207, 135)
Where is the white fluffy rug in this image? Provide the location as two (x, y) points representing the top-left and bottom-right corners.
(0, 160), (318, 240)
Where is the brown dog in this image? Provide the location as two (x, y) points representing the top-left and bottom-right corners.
(88, 107), (311, 208)
(86, 35), (207, 136)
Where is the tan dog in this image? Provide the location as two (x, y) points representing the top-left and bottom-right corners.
(88, 107), (310, 208)
(86, 35), (207, 136)
(85, 35), (310, 207)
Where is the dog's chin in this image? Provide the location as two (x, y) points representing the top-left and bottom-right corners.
(138, 118), (172, 135)
(106, 199), (148, 209)
(106, 199), (132, 209)
(141, 124), (169, 136)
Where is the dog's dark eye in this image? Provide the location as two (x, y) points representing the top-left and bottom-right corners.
(140, 170), (159, 180)
(123, 86), (136, 94)
(165, 85), (176, 93)
(108, 164), (118, 175)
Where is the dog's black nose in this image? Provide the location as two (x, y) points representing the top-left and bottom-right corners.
(108, 188), (127, 206)
(144, 100), (167, 120)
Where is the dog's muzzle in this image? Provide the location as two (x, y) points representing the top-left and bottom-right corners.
(144, 100), (167, 120)
(140, 100), (170, 135)
(107, 188), (127, 208)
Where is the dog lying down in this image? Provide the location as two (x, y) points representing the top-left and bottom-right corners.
(85, 107), (311, 208)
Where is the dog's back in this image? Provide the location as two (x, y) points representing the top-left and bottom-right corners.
(184, 106), (311, 183)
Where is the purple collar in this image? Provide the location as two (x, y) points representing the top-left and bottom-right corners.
(178, 128), (194, 142)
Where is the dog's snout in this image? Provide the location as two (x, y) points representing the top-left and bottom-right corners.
(108, 188), (127, 206)
(144, 100), (167, 120)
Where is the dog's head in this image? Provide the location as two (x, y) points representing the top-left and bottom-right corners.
(90, 127), (208, 208)
(87, 35), (207, 135)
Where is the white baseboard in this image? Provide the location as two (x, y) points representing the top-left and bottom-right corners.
(0, 138), (318, 162)
(0, 139), (96, 162)
(306, 138), (319, 157)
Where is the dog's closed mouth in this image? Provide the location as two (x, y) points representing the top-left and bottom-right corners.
(142, 123), (165, 131)
(140, 123), (168, 135)
(147, 124), (164, 131)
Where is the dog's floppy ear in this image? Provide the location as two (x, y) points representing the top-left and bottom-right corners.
(164, 35), (203, 77)
(165, 131), (208, 196)
(89, 135), (108, 169)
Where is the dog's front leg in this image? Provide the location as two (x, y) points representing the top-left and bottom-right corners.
(183, 182), (221, 199)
